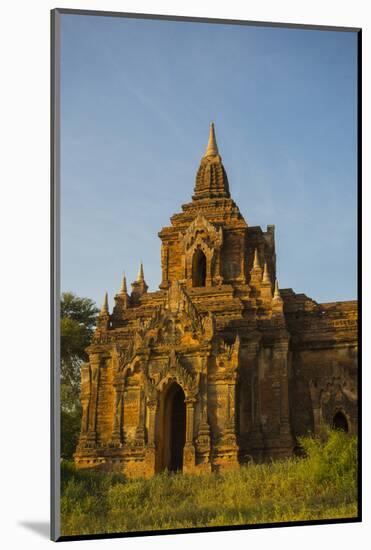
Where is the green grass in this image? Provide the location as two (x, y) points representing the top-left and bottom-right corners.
(60, 429), (358, 536)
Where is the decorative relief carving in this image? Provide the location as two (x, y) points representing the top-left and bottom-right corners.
(154, 350), (200, 398)
(214, 335), (240, 379)
(309, 374), (357, 434)
(112, 283), (214, 363)
(310, 375), (357, 407)
(181, 213), (223, 253)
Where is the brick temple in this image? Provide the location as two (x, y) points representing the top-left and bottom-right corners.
(74, 124), (358, 477)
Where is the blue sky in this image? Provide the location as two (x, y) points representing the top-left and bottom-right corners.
(60, 14), (357, 309)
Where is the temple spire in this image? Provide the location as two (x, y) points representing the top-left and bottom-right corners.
(192, 123), (230, 201)
(273, 280), (283, 302)
(260, 261), (273, 301)
(112, 274), (129, 318)
(131, 262), (148, 304)
(137, 262), (144, 282)
(204, 122), (219, 158)
(272, 279), (284, 314)
(253, 249), (260, 269)
(119, 274), (128, 295)
(262, 261), (270, 284)
(250, 248), (263, 286)
(101, 291), (109, 314)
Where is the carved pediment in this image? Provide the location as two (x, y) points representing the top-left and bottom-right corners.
(321, 376), (357, 403)
(154, 351), (200, 397)
(309, 374), (357, 408)
(181, 214), (223, 254)
(111, 283), (215, 376)
(134, 282), (214, 348)
(113, 340), (135, 372)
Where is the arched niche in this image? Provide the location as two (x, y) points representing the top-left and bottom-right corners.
(332, 411), (349, 433)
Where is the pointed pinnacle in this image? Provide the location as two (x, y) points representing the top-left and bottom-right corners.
(263, 262), (271, 283)
(137, 262), (144, 282)
(120, 274), (127, 295)
(101, 291), (109, 314)
(204, 122), (219, 158)
(253, 249), (261, 269)
(273, 280), (282, 300)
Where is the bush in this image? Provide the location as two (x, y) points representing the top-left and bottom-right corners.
(298, 428), (357, 491)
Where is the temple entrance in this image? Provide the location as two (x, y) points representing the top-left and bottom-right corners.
(332, 411), (349, 432)
(192, 248), (206, 287)
(158, 382), (186, 472)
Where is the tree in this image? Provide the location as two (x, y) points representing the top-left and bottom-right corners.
(60, 292), (99, 459)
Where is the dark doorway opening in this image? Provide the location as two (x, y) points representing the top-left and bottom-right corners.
(160, 383), (186, 472)
(192, 248), (206, 287)
(169, 386), (186, 471)
(332, 411), (349, 432)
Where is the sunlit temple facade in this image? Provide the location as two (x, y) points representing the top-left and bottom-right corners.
(74, 124), (358, 477)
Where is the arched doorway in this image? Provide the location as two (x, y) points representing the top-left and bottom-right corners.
(192, 248), (206, 287)
(159, 382), (186, 472)
(332, 411), (349, 432)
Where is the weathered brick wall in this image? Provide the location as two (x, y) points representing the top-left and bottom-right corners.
(221, 229), (244, 281)
(246, 226), (276, 284)
(259, 347), (282, 438)
(166, 238), (183, 283)
(123, 384), (141, 441)
(284, 297), (358, 437)
(289, 345), (358, 437)
(96, 358), (115, 444)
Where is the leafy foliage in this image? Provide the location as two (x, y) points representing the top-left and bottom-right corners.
(60, 429), (358, 536)
(60, 292), (99, 459)
(61, 292), (99, 400)
(298, 427), (358, 489)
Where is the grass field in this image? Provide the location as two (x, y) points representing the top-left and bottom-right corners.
(60, 429), (358, 537)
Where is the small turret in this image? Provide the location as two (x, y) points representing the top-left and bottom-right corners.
(97, 291), (110, 330)
(101, 292), (109, 314)
(137, 262), (145, 283)
(273, 280), (282, 301)
(131, 262), (148, 304)
(272, 279), (284, 314)
(250, 249), (263, 286)
(262, 262), (270, 284)
(261, 261), (273, 301)
(113, 273), (130, 321)
(253, 249), (260, 269)
(119, 274), (128, 296)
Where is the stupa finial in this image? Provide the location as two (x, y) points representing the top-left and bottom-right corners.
(204, 122), (219, 158)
